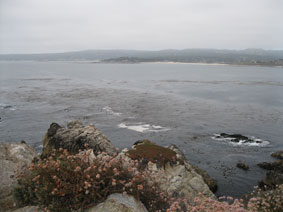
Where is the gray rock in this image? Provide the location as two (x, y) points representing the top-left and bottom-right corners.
(121, 141), (215, 201)
(271, 150), (283, 160)
(191, 164), (218, 193)
(0, 142), (38, 212)
(257, 160), (283, 170)
(41, 120), (115, 158)
(258, 150), (283, 189)
(169, 144), (217, 193)
(263, 171), (283, 187)
(236, 162), (249, 171)
(167, 144), (215, 199)
(86, 193), (148, 212)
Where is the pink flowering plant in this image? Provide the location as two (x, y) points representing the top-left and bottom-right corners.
(14, 147), (283, 212)
(245, 184), (283, 212)
(14, 148), (170, 212)
(165, 185), (283, 212)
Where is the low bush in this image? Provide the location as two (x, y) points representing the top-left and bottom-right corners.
(14, 148), (169, 212)
(246, 184), (283, 212)
(15, 147), (283, 212)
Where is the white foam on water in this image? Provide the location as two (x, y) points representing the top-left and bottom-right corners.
(102, 106), (122, 116)
(0, 103), (16, 111)
(118, 122), (170, 133)
(211, 134), (270, 147)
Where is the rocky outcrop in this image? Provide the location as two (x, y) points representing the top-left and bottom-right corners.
(236, 162), (249, 170)
(167, 144), (215, 198)
(0, 142), (38, 212)
(271, 150), (283, 160)
(191, 165), (218, 193)
(258, 150), (283, 188)
(122, 140), (215, 200)
(218, 133), (251, 142)
(41, 120), (115, 158)
(263, 171), (283, 187)
(2, 124), (219, 211)
(86, 193), (148, 212)
(257, 160), (283, 170)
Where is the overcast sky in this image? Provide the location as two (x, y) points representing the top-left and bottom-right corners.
(0, 0), (282, 54)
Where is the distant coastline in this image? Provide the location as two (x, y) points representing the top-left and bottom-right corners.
(97, 59), (283, 67)
(1, 48), (283, 67)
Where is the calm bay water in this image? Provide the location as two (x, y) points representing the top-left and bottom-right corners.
(1, 61), (283, 197)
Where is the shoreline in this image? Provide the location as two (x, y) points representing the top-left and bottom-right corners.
(144, 61), (230, 66)
(1, 60), (282, 67)
(96, 60), (283, 68)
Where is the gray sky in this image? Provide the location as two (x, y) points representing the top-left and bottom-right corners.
(0, 0), (282, 54)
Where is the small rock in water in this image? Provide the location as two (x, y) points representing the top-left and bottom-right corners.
(236, 162), (249, 170)
(212, 133), (270, 147)
(219, 133), (251, 143)
(271, 150), (283, 160)
(257, 160), (283, 170)
(4, 105), (12, 109)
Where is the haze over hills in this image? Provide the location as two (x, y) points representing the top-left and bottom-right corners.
(1, 49), (283, 66)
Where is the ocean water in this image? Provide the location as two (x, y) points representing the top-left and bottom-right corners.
(0, 61), (283, 198)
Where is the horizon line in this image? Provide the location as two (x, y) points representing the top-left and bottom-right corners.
(1, 48), (283, 55)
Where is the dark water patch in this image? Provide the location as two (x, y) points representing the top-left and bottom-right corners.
(22, 78), (55, 81)
(159, 80), (283, 87)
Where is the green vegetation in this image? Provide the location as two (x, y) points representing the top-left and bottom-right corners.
(14, 147), (283, 212)
(14, 149), (169, 212)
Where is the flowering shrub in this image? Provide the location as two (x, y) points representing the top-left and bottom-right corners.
(14, 147), (283, 212)
(164, 185), (283, 212)
(246, 184), (283, 212)
(166, 195), (251, 212)
(14, 148), (170, 212)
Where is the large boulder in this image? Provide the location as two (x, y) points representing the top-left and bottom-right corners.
(41, 120), (115, 158)
(0, 142), (38, 212)
(86, 193), (148, 212)
(121, 140), (215, 200)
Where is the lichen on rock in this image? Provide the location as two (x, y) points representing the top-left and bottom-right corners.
(86, 193), (148, 212)
(122, 140), (215, 200)
(0, 142), (38, 212)
(41, 120), (115, 158)
(127, 139), (178, 168)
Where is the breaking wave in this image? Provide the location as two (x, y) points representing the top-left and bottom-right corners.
(102, 106), (122, 116)
(0, 103), (16, 111)
(118, 122), (170, 133)
(211, 133), (270, 147)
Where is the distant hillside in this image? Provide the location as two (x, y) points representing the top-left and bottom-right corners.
(1, 49), (283, 66)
